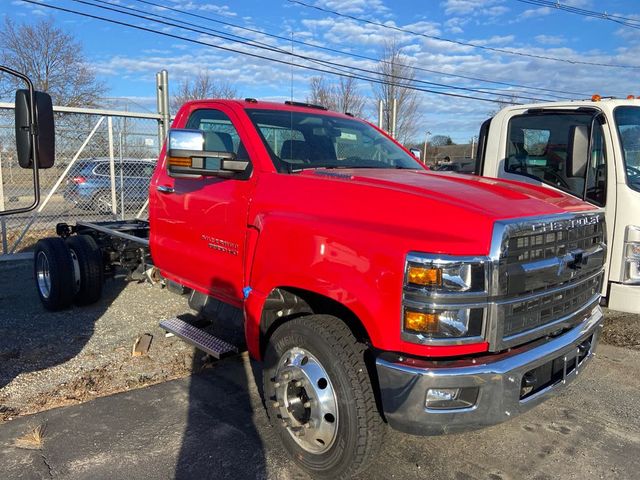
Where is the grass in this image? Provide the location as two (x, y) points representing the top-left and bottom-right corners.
(14, 423), (47, 450)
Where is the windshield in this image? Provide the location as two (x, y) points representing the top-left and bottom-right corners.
(245, 109), (422, 172)
(614, 106), (640, 192)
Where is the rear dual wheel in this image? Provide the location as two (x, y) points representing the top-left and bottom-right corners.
(34, 235), (103, 311)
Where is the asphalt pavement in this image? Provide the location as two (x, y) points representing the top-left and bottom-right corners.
(1, 345), (639, 480)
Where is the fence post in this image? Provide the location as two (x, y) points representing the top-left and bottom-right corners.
(157, 70), (170, 143)
(107, 116), (117, 218)
(0, 153), (6, 254)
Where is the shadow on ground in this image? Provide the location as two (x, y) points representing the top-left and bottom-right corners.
(0, 261), (126, 409)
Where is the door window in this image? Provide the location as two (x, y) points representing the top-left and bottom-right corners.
(505, 112), (606, 205)
(185, 109), (248, 161)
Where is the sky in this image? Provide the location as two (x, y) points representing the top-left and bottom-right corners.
(3, 0), (640, 143)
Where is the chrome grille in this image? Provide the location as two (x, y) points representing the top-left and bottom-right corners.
(489, 212), (606, 350)
(501, 273), (602, 338)
(506, 220), (604, 265)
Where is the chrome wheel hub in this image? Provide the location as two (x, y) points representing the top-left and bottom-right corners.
(36, 251), (51, 299)
(272, 347), (338, 454)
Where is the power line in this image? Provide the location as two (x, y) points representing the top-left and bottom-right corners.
(21, 0), (522, 105)
(287, 0), (640, 70)
(514, 0), (640, 30)
(128, 0), (585, 99)
(76, 0), (553, 102)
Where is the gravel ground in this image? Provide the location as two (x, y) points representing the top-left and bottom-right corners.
(1, 257), (639, 424)
(601, 307), (640, 350)
(0, 260), (200, 422)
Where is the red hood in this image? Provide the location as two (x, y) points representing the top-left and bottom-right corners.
(251, 168), (597, 256)
(308, 168), (591, 218)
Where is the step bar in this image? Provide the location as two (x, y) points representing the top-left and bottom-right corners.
(160, 317), (239, 359)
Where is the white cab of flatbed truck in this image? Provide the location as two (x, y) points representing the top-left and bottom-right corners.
(476, 97), (640, 313)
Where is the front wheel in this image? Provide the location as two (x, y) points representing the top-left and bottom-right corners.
(263, 315), (385, 479)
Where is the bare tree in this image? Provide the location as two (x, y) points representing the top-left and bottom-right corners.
(487, 94), (519, 117)
(371, 39), (421, 144)
(0, 18), (105, 106)
(171, 71), (237, 112)
(429, 135), (455, 146)
(307, 75), (366, 117)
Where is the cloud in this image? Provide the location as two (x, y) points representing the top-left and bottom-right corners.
(164, 1), (237, 17)
(442, 0), (508, 17)
(309, 0), (389, 16)
(519, 7), (552, 19)
(535, 35), (565, 46)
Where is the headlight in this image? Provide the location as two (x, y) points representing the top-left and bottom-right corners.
(402, 253), (488, 344)
(403, 308), (484, 338)
(405, 257), (486, 293)
(623, 226), (640, 284)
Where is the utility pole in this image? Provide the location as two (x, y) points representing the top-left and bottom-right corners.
(423, 131), (431, 165)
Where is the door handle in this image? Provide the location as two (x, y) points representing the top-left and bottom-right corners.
(156, 185), (175, 194)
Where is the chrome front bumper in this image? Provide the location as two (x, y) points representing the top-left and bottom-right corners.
(375, 305), (603, 436)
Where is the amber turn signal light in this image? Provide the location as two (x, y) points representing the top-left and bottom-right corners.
(407, 266), (442, 286)
(168, 157), (192, 167)
(404, 311), (439, 334)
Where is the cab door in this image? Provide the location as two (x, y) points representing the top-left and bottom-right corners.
(150, 105), (256, 305)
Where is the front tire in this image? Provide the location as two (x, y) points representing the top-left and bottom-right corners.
(34, 237), (75, 311)
(263, 315), (384, 479)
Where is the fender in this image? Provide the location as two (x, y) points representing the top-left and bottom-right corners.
(244, 210), (396, 359)
(243, 210), (491, 360)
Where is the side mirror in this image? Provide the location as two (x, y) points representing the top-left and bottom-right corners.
(0, 65), (55, 216)
(166, 129), (248, 176)
(567, 125), (588, 177)
(15, 89), (55, 169)
(409, 148), (421, 160)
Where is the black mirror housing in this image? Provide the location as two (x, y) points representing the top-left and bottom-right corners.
(15, 89), (55, 169)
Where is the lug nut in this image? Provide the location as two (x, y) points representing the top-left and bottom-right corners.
(303, 401), (311, 408)
(272, 401), (280, 408)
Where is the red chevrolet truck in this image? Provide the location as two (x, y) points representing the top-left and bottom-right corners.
(6, 87), (606, 479)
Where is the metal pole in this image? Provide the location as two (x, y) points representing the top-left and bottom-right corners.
(377, 100), (384, 130)
(107, 117), (117, 218)
(423, 131), (431, 165)
(0, 151), (7, 254)
(160, 70), (170, 142)
(391, 98), (398, 139)
(156, 71), (164, 143)
(119, 132), (125, 221)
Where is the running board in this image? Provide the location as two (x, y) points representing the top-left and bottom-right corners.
(159, 317), (239, 359)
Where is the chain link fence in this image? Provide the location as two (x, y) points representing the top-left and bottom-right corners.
(0, 105), (161, 255)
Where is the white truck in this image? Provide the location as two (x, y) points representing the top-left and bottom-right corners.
(475, 96), (640, 313)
